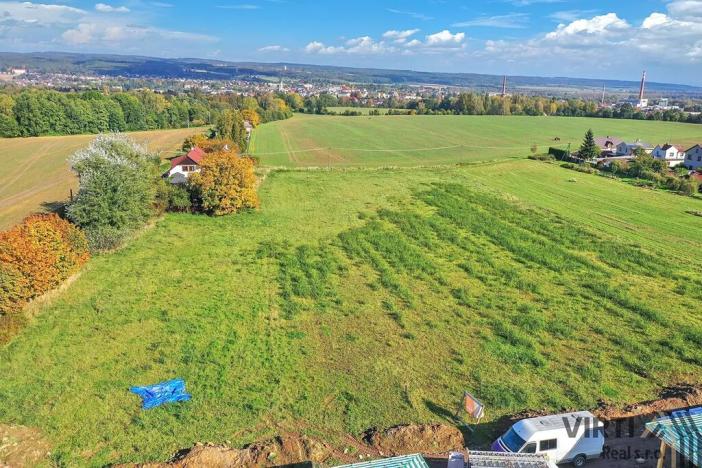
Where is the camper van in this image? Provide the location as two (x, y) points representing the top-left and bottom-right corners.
(491, 411), (604, 467)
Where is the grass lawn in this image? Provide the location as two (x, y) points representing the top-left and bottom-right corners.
(250, 114), (702, 167)
(0, 127), (207, 230)
(1, 160), (701, 466)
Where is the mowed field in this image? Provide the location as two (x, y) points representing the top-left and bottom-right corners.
(250, 113), (702, 167)
(1, 159), (702, 466)
(0, 127), (206, 230)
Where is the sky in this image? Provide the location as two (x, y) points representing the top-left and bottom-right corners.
(1, 0), (702, 85)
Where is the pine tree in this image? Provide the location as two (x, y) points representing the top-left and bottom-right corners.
(579, 129), (599, 161)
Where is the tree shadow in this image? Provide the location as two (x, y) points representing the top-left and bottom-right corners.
(41, 200), (68, 218)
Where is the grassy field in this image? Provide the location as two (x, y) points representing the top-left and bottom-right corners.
(250, 113), (702, 167)
(0, 127), (206, 230)
(1, 159), (701, 466)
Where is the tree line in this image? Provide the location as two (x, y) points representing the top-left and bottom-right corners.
(339, 92), (702, 124)
(0, 88), (297, 138)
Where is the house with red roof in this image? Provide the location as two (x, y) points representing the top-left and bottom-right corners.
(651, 144), (687, 167)
(165, 147), (205, 184)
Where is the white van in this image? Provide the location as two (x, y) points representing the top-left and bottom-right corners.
(491, 411), (604, 467)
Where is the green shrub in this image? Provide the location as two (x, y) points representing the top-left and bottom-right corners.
(67, 134), (160, 251)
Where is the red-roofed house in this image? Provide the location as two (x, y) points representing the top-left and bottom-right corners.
(651, 144), (686, 167)
(165, 147), (205, 184)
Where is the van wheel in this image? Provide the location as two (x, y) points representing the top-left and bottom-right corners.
(573, 455), (587, 467)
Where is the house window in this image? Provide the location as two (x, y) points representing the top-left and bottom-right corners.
(539, 439), (557, 451)
(698, 156), (701, 162)
(182, 165), (197, 172)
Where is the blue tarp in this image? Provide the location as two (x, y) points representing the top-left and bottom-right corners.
(130, 378), (191, 409)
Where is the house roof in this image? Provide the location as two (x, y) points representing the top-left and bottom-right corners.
(660, 144), (687, 152)
(645, 408), (702, 467)
(595, 136), (623, 148)
(622, 140), (652, 148)
(685, 144), (702, 153)
(170, 147), (205, 169)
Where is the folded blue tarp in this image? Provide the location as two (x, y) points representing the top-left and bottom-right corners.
(130, 378), (191, 409)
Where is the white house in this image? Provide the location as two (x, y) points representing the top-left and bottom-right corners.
(684, 144), (702, 169)
(165, 147), (205, 184)
(616, 140), (653, 156)
(651, 144), (686, 167)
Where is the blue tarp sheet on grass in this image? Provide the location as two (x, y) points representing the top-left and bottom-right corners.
(130, 378), (191, 409)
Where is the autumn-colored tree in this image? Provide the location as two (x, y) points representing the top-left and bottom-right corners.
(198, 137), (236, 154)
(215, 109), (247, 152)
(241, 109), (261, 127)
(189, 151), (259, 216)
(181, 133), (209, 151)
(0, 214), (89, 316)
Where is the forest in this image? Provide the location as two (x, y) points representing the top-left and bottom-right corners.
(0, 88), (297, 138)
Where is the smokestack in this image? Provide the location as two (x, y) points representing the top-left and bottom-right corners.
(639, 71), (646, 101)
(601, 84), (606, 106)
(501, 75), (507, 97)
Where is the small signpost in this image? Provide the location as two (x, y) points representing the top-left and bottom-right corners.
(455, 391), (485, 431)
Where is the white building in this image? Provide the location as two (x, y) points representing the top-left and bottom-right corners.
(651, 144), (686, 167)
(684, 144), (702, 169)
(616, 140), (653, 156)
(165, 147), (204, 184)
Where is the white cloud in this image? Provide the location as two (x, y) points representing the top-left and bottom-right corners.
(545, 13), (629, 39)
(382, 29), (420, 43)
(386, 8), (433, 21)
(477, 5), (702, 82)
(304, 29), (466, 56)
(95, 3), (130, 13)
(62, 23), (217, 44)
(258, 44), (289, 52)
(0, 2), (86, 25)
(216, 4), (260, 9)
(667, 0), (702, 19)
(453, 13), (529, 29)
(425, 30), (465, 46)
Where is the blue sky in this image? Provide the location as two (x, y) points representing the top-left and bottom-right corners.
(2, 0), (702, 85)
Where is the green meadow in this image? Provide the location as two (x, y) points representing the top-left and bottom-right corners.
(1, 155), (702, 465)
(250, 113), (702, 167)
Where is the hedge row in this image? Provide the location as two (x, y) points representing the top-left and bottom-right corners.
(0, 214), (89, 321)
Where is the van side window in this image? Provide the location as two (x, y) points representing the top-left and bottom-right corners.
(522, 443), (537, 454)
(539, 439), (557, 451)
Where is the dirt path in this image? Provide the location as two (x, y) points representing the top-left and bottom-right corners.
(0, 425), (51, 468)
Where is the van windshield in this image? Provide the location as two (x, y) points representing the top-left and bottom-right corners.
(502, 428), (527, 452)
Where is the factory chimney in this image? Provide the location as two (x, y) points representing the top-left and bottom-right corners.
(501, 75), (507, 97)
(638, 71), (646, 101)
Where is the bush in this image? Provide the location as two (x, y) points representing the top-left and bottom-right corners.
(66, 134), (160, 251)
(528, 153), (554, 161)
(165, 184), (192, 212)
(189, 150), (259, 216)
(0, 214), (89, 316)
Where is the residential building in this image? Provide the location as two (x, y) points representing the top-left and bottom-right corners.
(651, 144), (686, 167)
(684, 144), (702, 169)
(595, 136), (623, 155)
(616, 140), (653, 156)
(165, 147), (205, 184)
